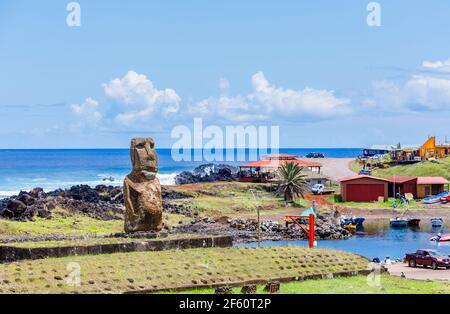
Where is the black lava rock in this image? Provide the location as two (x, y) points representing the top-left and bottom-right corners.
(175, 164), (238, 185)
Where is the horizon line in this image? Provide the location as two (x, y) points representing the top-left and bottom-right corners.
(0, 147), (364, 150)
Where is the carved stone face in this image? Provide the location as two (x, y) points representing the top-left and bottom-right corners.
(130, 138), (158, 180)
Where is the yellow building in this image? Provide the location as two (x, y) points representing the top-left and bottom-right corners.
(419, 136), (450, 160)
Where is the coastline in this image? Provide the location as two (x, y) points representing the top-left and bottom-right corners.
(0, 149), (360, 197)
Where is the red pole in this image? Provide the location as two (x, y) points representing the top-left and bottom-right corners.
(309, 214), (315, 248)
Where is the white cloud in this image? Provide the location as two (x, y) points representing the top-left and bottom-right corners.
(422, 59), (450, 72)
(366, 58), (450, 113)
(190, 71), (351, 122)
(71, 97), (102, 125)
(103, 71), (181, 125)
(370, 75), (450, 112)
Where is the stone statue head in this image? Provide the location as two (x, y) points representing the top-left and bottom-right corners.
(130, 137), (158, 180)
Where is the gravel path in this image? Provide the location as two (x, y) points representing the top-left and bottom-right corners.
(298, 158), (356, 181)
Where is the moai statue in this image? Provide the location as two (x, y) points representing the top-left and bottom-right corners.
(123, 138), (163, 232)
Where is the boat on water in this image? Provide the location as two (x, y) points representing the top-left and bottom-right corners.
(423, 191), (449, 205)
(343, 224), (357, 232)
(431, 218), (444, 227)
(341, 216), (365, 227)
(390, 217), (408, 228)
(430, 233), (450, 242)
(407, 218), (421, 227)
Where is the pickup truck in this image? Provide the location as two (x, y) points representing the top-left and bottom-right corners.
(404, 249), (450, 270)
(311, 184), (334, 195)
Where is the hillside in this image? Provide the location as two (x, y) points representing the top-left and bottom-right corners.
(371, 157), (450, 180)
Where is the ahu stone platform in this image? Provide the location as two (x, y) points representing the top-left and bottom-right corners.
(0, 235), (233, 262)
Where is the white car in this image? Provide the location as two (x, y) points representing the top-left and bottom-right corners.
(311, 184), (325, 195)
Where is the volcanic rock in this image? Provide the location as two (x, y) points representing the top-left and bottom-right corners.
(175, 164), (238, 185)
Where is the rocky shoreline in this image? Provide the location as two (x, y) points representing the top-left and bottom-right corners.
(171, 214), (351, 243)
(174, 164), (239, 185)
(0, 177), (351, 243)
(0, 185), (124, 222)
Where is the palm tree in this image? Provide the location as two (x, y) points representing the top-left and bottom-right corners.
(276, 162), (310, 202)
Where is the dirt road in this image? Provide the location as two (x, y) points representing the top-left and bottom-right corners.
(298, 158), (355, 181)
(387, 263), (450, 281)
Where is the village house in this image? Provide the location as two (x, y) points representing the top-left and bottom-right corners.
(339, 175), (449, 202)
(419, 136), (450, 160)
(416, 177), (450, 198)
(363, 135), (450, 163)
(238, 154), (325, 185)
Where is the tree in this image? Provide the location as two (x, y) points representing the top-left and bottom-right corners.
(276, 162), (310, 202)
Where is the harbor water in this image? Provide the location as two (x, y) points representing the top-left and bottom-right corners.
(236, 219), (450, 260)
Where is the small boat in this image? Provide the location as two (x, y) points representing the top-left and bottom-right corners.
(423, 191), (449, 205)
(430, 233), (450, 242)
(431, 218), (444, 227)
(353, 217), (365, 226)
(407, 218), (421, 227)
(390, 217), (408, 228)
(343, 224), (357, 232)
(341, 216), (365, 227)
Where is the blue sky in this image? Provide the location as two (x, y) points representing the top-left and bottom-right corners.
(1, 0), (450, 148)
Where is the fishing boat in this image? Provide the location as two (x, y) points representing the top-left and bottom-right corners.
(423, 191), (449, 205)
(341, 216), (365, 227)
(407, 218), (421, 227)
(343, 224), (357, 232)
(431, 218), (444, 227)
(353, 217), (365, 226)
(430, 233), (450, 242)
(390, 217), (408, 228)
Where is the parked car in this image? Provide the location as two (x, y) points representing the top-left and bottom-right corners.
(404, 249), (450, 270)
(311, 184), (325, 195)
(440, 195), (450, 204)
(306, 152), (325, 158)
(359, 169), (372, 175)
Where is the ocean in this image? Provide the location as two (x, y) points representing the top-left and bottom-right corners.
(0, 148), (361, 198)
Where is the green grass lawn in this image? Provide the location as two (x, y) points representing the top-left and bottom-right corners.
(0, 246), (368, 294)
(163, 274), (450, 294)
(327, 195), (422, 211)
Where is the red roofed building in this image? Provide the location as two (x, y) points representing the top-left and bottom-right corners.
(339, 174), (449, 201)
(416, 177), (450, 198)
(388, 176), (418, 198)
(238, 155), (322, 183)
(339, 175), (389, 202)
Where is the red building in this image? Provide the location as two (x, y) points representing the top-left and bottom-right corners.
(340, 175), (389, 202)
(388, 176), (418, 198)
(239, 154), (322, 183)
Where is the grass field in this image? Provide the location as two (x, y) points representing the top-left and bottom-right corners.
(0, 246), (368, 294)
(162, 274), (450, 294)
(327, 195), (422, 210)
(0, 213), (191, 238)
(168, 182), (308, 218)
(351, 157), (450, 181)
